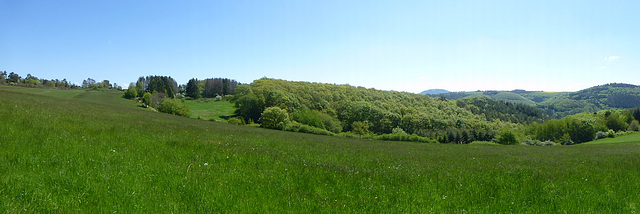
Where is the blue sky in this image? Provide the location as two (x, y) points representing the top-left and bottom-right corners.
(2, 0), (639, 92)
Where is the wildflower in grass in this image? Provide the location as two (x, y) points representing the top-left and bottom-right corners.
(204, 163), (208, 166)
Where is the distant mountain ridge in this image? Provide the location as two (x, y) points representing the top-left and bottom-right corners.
(419, 89), (450, 95)
(424, 83), (640, 118)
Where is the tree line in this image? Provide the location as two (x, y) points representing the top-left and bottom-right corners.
(185, 78), (239, 99)
(0, 71), (122, 90)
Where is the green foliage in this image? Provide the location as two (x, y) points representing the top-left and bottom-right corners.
(158, 98), (191, 117)
(631, 107), (640, 121)
(604, 111), (629, 131)
(457, 97), (549, 124)
(522, 139), (556, 146)
(261, 106), (290, 130)
(373, 133), (436, 143)
(233, 78), (503, 142)
(123, 83), (138, 99)
(137, 76), (178, 98)
(435, 83), (640, 119)
(227, 117), (245, 125)
(494, 129), (519, 145)
(292, 108), (325, 129)
(392, 127), (407, 135)
(629, 120), (640, 132)
(284, 121), (335, 136)
(185, 78), (201, 99)
(233, 85), (262, 124)
(351, 121), (369, 137)
(142, 92), (152, 106)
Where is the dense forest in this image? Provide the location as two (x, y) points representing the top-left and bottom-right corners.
(230, 78), (543, 143)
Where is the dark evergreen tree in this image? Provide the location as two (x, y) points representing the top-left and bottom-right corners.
(185, 78), (201, 99)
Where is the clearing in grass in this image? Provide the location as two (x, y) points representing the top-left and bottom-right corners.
(184, 98), (236, 121)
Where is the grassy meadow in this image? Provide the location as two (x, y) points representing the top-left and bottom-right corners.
(1, 87), (639, 213)
(184, 99), (235, 121)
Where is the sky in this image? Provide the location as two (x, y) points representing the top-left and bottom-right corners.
(2, 0), (639, 92)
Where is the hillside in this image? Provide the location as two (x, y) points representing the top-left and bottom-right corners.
(1, 86), (639, 212)
(232, 78), (533, 143)
(419, 89), (450, 95)
(428, 83), (640, 118)
(429, 90), (563, 105)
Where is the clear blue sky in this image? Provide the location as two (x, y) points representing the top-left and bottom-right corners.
(2, 0), (639, 92)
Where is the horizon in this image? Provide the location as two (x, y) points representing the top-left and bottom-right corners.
(2, 1), (640, 93)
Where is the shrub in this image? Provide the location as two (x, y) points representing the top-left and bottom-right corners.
(607, 130), (615, 138)
(352, 121), (369, 138)
(284, 121), (335, 136)
(227, 117), (245, 125)
(142, 92), (152, 107)
(292, 109), (324, 129)
(522, 138), (556, 146)
(123, 86), (137, 99)
(494, 130), (518, 145)
(470, 141), (500, 145)
(392, 127), (407, 135)
(628, 120), (639, 132)
(150, 92), (166, 109)
(373, 134), (436, 143)
(261, 107), (290, 130)
(158, 98), (191, 117)
(595, 131), (608, 140)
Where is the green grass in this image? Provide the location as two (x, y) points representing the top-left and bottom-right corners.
(0, 85), (86, 99)
(1, 87), (639, 213)
(184, 98), (236, 121)
(585, 132), (640, 145)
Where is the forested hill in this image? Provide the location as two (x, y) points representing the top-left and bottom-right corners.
(428, 90), (563, 105)
(537, 83), (640, 118)
(428, 83), (640, 118)
(232, 78), (545, 143)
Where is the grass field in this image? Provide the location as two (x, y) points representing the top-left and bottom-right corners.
(585, 132), (640, 145)
(184, 98), (236, 121)
(1, 87), (639, 213)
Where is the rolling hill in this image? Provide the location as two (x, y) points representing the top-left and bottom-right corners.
(419, 89), (450, 95)
(427, 83), (640, 118)
(1, 86), (639, 212)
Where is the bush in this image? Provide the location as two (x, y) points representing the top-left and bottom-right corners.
(142, 92), (152, 107)
(150, 92), (166, 109)
(494, 130), (519, 145)
(392, 127), (407, 135)
(470, 141), (500, 145)
(595, 131), (608, 140)
(284, 121), (335, 136)
(629, 120), (639, 132)
(123, 87), (137, 99)
(522, 138), (556, 146)
(292, 109), (325, 129)
(227, 117), (245, 125)
(261, 107), (290, 130)
(607, 130), (616, 138)
(352, 121), (369, 138)
(158, 98), (191, 117)
(373, 134), (436, 143)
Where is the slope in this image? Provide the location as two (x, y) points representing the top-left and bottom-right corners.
(1, 87), (639, 212)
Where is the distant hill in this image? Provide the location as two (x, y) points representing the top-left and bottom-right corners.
(429, 90), (564, 105)
(419, 89), (450, 95)
(538, 83), (640, 118)
(427, 83), (640, 118)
